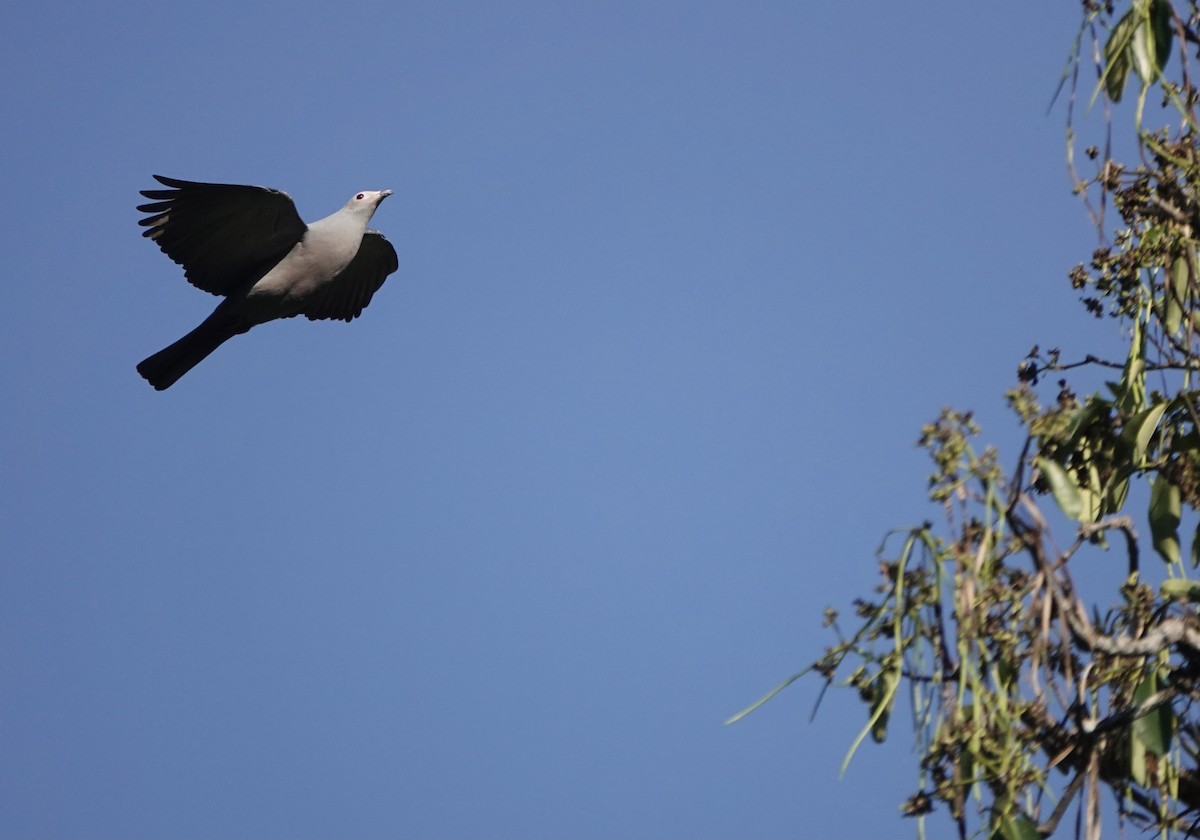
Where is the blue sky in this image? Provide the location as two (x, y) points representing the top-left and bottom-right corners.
(1, 2), (1122, 837)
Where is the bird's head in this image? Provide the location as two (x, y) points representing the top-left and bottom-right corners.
(346, 189), (393, 217)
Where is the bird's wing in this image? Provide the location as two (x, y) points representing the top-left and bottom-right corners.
(299, 231), (399, 322)
(137, 175), (307, 297)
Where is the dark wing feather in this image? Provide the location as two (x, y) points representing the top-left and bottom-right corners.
(300, 231), (399, 322)
(137, 175), (307, 297)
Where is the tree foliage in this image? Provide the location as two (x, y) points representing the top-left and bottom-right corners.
(732, 2), (1200, 837)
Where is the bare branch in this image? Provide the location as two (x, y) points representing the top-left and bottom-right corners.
(1077, 515), (1140, 576)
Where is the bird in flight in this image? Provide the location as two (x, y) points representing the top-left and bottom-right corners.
(136, 175), (398, 390)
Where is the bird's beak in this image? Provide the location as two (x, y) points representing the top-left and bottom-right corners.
(379, 189), (393, 200)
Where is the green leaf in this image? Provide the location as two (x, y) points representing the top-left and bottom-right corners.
(1160, 578), (1200, 601)
(992, 814), (1041, 840)
(723, 666), (812, 725)
(1077, 486), (1102, 523)
(1130, 670), (1174, 787)
(869, 669), (898, 743)
(1150, 474), (1182, 564)
(959, 747), (974, 787)
(1131, 671), (1155, 785)
(1037, 458), (1085, 521)
(1123, 400), (1169, 465)
(1104, 8), (1139, 102)
(1107, 475), (1131, 515)
(840, 664), (901, 776)
(1119, 314), (1147, 415)
(1167, 255), (1187, 335)
(1151, 0), (1174, 76)
(1131, 0), (1171, 85)
(1132, 14), (1155, 83)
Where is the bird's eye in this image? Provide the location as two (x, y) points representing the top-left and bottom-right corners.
(355, 193), (365, 200)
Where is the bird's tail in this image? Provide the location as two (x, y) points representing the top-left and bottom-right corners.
(136, 308), (249, 391)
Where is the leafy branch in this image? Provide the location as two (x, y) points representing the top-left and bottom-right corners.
(730, 3), (1200, 838)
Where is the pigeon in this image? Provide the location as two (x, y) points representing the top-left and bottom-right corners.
(135, 175), (398, 390)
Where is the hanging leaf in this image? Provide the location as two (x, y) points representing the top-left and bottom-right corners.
(1166, 255), (1187, 335)
(1129, 670), (1174, 787)
(1106, 474), (1131, 516)
(1151, 0), (1174, 76)
(1150, 474), (1182, 564)
(1121, 400), (1169, 465)
(1130, 0), (1172, 84)
(1077, 485), (1102, 523)
(1118, 314), (1147, 415)
(1104, 7), (1139, 102)
(992, 814), (1041, 840)
(1133, 672), (1170, 755)
(1037, 458), (1085, 521)
(1131, 12), (1155, 83)
(869, 668), (898, 743)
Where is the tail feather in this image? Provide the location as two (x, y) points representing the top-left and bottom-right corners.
(137, 309), (248, 390)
